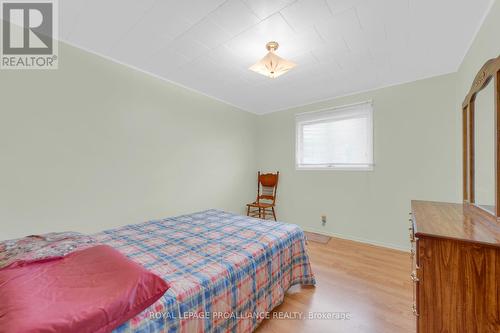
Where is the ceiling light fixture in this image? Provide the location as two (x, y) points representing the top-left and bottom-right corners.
(249, 41), (296, 79)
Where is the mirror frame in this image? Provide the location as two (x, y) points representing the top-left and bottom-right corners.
(462, 55), (500, 222)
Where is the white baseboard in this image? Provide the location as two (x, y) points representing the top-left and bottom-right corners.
(303, 227), (410, 252)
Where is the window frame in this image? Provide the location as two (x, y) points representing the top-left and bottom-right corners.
(295, 101), (374, 171)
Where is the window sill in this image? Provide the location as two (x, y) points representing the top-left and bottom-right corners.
(295, 165), (374, 171)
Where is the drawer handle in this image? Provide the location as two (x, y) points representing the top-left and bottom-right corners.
(410, 271), (419, 282)
(408, 226), (415, 242)
(412, 303), (419, 317)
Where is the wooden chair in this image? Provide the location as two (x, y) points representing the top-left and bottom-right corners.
(246, 171), (279, 221)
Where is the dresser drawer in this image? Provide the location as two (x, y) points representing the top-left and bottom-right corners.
(409, 213), (416, 242)
(411, 201), (500, 332)
(408, 213), (420, 321)
(409, 213), (420, 267)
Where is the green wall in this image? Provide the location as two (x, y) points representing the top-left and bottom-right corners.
(0, 42), (258, 240)
(257, 74), (459, 250)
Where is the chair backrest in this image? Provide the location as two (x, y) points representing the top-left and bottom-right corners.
(256, 171), (279, 204)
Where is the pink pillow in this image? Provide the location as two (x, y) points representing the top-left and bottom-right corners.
(0, 245), (169, 333)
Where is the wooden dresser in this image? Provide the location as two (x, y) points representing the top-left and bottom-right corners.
(410, 200), (500, 333)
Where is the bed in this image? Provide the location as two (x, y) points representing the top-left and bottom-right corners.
(93, 209), (316, 333)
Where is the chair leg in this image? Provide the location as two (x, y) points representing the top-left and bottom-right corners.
(247, 205), (250, 216)
(262, 207), (266, 220)
(271, 207), (277, 221)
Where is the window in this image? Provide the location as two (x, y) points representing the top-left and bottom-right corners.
(296, 101), (374, 170)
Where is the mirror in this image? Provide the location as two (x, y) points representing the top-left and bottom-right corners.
(462, 55), (500, 221)
(474, 81), (495, 214)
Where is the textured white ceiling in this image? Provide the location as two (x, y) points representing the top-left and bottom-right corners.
(60, 0), (493, 114)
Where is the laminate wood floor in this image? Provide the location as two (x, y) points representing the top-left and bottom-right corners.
(255, 237), (415, 333)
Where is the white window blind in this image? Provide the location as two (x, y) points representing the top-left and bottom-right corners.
(295, 101), (374, 170)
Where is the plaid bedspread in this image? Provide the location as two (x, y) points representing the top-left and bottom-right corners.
(93, 209), (315, 333)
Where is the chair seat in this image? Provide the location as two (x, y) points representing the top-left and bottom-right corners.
(246, 202), (274, 208)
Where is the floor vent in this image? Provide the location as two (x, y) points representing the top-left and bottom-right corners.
(304, 231), (331, 244)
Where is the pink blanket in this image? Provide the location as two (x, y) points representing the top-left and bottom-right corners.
(0, 244), (168, 333)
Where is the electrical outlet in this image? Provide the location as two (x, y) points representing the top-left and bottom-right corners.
(321, 215), (327, 226)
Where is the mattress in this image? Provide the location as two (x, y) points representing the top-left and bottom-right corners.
(93, 209), (315, 333)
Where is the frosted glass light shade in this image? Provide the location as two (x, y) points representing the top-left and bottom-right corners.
(248, 42), (296, 78)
